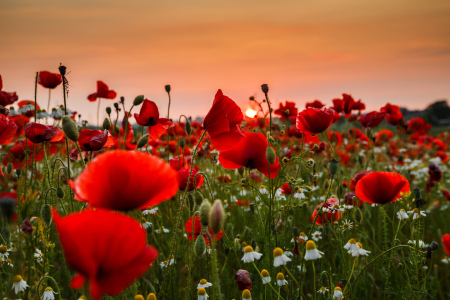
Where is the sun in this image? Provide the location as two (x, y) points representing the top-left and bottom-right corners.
(245, 108), (257, 118)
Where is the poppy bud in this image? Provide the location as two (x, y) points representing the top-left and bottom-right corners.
(165, 85), (171, 93)
(312, 174), (319, 181)
(238, 167), (245, 175)
(335, 254), (341, 268)
(307, 158), (315, 167)
(328, 159), (338, 177)
(133, 95), (145, 106)
(209, 200), (226, 234)
(249, 203), (255, 213)
(120, 96), (125, 104)
(194, 235), (206, 257)
(41, 204), (52, 225)
(102, 118), (111, 130)
(199, 199), (211, 227)
(428, 241), (439, 251)
(354, 208), (363, 224)
(6, 163), (12, 175)
(413, 187), (421, 200)
(194, 191), (204, 206)
(57, 186), (65, 199)
(225, 247), (230, 255)
(58, 65), (66, 76)
(261, 84), (269, 94)
(15, 169), (22, 177)
(312, 144), (319, 150)
(266, 146), (276, 164)
(293, 227), (299, 237)
(62, 116), (79, 142)
(137, 134), (149, 149)
(185, 121), (192, 135)
(179, 139), (185, 148)
(106, 107), (112, 115)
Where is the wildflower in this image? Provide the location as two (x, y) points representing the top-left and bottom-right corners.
(42, 287), (57, 300)
(147, 293), (156, 300)
(317, 286), (329, 295)
(276, 273), (288, 286)
(87, 81), (117, 102)
(0, 114), (18, 145)
(273, 247), (292, 267)
(259, 185), (268, 194)
(344, 238), (360, 254)
(297, 264), (306, 273)
(78, 296), (88, 300)
(284, 249), (293, 257)
(185, 216), (223, 245)
(360, 111), (386, 128)
(341, 219), (353, 232)
(25, 123), (59, 143)
(353, 242), (371, 257)
(197, 279), (212, 289)
(408, 208), (426, 219)
(312, 231), (322, 242)
(442, 257), (449, 264)
(34, 248), (44, 263)
(242, 289), (252, 300)
(294, 190), (306, 199)
(397, 209), (409, 220)
(242, 246), (263, 263)
(197, 288), (209, 300)
(408, 240), (426, 248)
(5, 258), (13, 267)
(333, 287), (343, 299)
(12, 275), (28, 294)
(135, 296), (144, 300)
(355, 171), (410, 204)
(0, 245), (11, 260)
(261, 269), (271, 284)
(305, 241), (324, 260)
(296, 107), (335, 136)
(442, 234), (450, 255)
(77, 129), (109, 151)
(235, 269), (252, 290)
(38, 71), (62, 89)
(311, 198), (342, 225)
(141, 218), (152, 230)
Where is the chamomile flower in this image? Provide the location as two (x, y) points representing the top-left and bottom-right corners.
(442, 257), (449, 264)
(408, 208), (426, 219)
(305, 241), (324, 260)
(341, 219), (353, 232)
(34, 248), (44, 263)
(330, 204), (344, 213)
(12, 275), (28, 294)
(261, 269), (271, 284)
(242, 246), (263, 263)
(284, 249), (293, 257)
(134, 296), (144, 300)
(197, 288), (209, 300)
(344, 238), (360, 255)
(78, 296), (88, 300)
(333, 287), (343, 299)
(312, 231), (322, 242)
(408, 240), (426, 248)
(259, 185), (268, 194)
(242, 289), (252, 300)
(0, 245), (11, 261)
(276, 273), (288, 286)
(142, 207), (158, 215)
(197, 279), (212, 289)
(4, 258), (13, 267)
(147, 293), (157, 300)
(397, 209), (409, 220)
(353, 242), (371, 257)
(294, 189), (306, 199)
(42, 287), (57, 300)
(317, 286), (329, 295)
(297, 264), (306, 273)
(273, 247), (292, 267)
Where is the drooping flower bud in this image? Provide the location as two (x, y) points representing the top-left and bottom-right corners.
(41, 204), (52, 225)
(194, 191), (204, 206)
(185, 121), (192, 135)
(266, 146), (276, 164)
(293, 227), (299, 237)
(261, 84), (269, 94)
(133, 95), (145, 106)
(137, 134), (149, 149)
(58, 65), (67, 76)
(199, 199), (211, 227)
(102, 118), (111, 130)
(328, 159), (338, 177)
(56, 186), (65, 199)
(354, 208), (363, 224)
(194, 235), (206, 257)
(179, 139), (185, 148)
(428, 241), (439, 251)
(62, 116), (79, 142)
(164, 85), (171, 93)
(106, 107), (112, 115)
(209, 200), (226, 234)
(6, 163), (12, 175)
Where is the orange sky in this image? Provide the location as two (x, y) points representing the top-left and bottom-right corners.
(1, 0), (450, 123)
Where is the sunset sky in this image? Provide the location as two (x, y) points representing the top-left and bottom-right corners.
(1, 0), (450, 123)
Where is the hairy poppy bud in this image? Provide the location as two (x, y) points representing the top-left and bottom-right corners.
(209, 200), (226, 234)
(41, 204), (51, 225)
(137, 134), (149, 149)
(102, 118), (111, 130)
(6, 163), (12, 175)
(428, 241), (439, 251)
(114, 103), (119, 110)
(194, 191), (204, 206)
(354, 208), (363, 223)
(194, 235), (206, 257)
(328, 159), (338, 177)
(199, 199), (211, 227)
(120, 96), (125, 104)
(58, 65), (66, 76)
(261, 84), (269, 94)
(133, 95), (145, 106)
(185, 121), (192, 135)
(15, 169), (21, 177)
(62, 116), (79, 142)
(249, 203), (255, 213)
(179, 139), (185, 148)
(238, 167), (245, 175)
(57, 186), (65, 199)
(293, 227), (299, 237)
(266, 146), (276, 164)
(106, 107), (112, 115)
(307, 158), (315, 167)
(164, 85), (171, 93)
(413, 187), (421, 200)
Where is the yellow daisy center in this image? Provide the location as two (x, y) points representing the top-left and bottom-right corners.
(242, 242), (248, 247)
(348, 238), (356, 244)
(273, 247), (284, 257)
(320, 286), (326, 291)
(242, 289), (251, 298)
(400, 209), (405, 212)
(200, 279), (207, 284)
(357, 242), (363, 248)
(276, 273), (285, 280)
(45, 287), (53, 292)
(413, 208), (419, 213)
(332, 204), (340, 210)
(244, 246), (254, 253)
(12, 275), (22, 283)
(147, 293), (156, 300)
(134, 295), (145, 300)
(299, 232), (306, 236)
(197, 288), (206, 295)
(261, 269), (269, 277)
(335, 287), (342, 292)
(0, 246), (7, 254)
(306, 240), (317, 250)
(163, 261), (168, 265)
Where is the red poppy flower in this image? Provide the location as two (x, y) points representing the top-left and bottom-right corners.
(305, 100), (324, 109)
(327, 131), (342, 146)
(185, 216), (223, 246)
(375, 130), (394, 144)
(274, 101), (298, 121)
(310, 198), (342, 225)
(202, 89), (244, 151)
(381, 103), (403, 126)
(280, 183), (292, 195)
(134, 99), (172, 128)
(296, 107), (335, 136)
(2, 139), (43, 169)
(350, 171), (371, 191)
(352, 99), (366, 111)
(38, 71), (62, 89)
(52, 209), (158, 300)
(407, 118), (431, 134)
(355, 171), (410, 204)
(78, 129), (109, 151)
(442, 234), (450, 255)
(87, 81), (117, 102)
(0, 114), (18, 145)
(25, 123), (59, 143)
(360, 111), (386, 128)
(69, 150), (178, 211)
(177, 167), (204, 191)
(0, 75), (18, 106)
(442, 190), (450, 201)
(169, 156), (188, 171)
(219, 132), (280, 178)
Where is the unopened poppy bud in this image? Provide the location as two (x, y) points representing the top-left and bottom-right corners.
(62, 116), (79, 142)
(251, 239), (257, 249)
(133, 95), (145, 106)
(324, 179), (330, 190)
(102, 118), (111, 130)
(106, 107), (112, 115)
(41, 204), (52, 225)
(194, 191), (204, 206)
(261, 84), (269, 94)
(238, 167), (245, 175)
(312, 174), (319, 181)
(249, 96), (255, 101)
(194, 235), (206, 257)
(312, 144), (319, 150)
(293, 227), (299, 237)
(249, 203), (255, 213)
(328, 159), (338, 177)
(209, 200), (226, 234)
(164, 85), (171, 93)
(147, 293), (156, 300)
(337, 185), (343, 199)
(120, 96), (125, 104)
(137, 134), (149, 148)
(428, 241), (439, 251)
(179, 139), (185, 148)
(199, 199), (211, 227)
(15, 169), (22, 177)
(56, 186), (65, 199)
(266, 146), (276, 164)
(354, 208), (363, 223)
(185, 121), (192, 135)
(58, 65), (66, 76)
(114, 103), (119, 110)
(6, 163), (12, 175)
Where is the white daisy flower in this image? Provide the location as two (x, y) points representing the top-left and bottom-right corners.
(344, 239), (360, 255)
(273, 247), (292, 267)
(12, 275), (28, 294)
(353, 242), (371, 257)
(408, 208), (426, 219)
(276, 273), (288, 286)
(284, 249), (293, 257)
(142, 207), (159, 215)
(297, 264), (306, 273)
(242, 246), (263, 263)
(397, 209), (409, 220)
(197, 288), (209, 300)
(441, 257), (449, 264)
(341, 219), (353, 232)
(42, 287), (57, 300)
(408, 240), (426, 248)
(197, 279), (212, 289)
(317, 286), (329, 295)
(242, 289), (252, 300)
(34, 248), (44, 263)
(261, 269), (271, 284)
(305, 241), (324, 260)
(259, 185), (268, 194)
(333, 287), (343, 299)
(312, 231), (322, 242)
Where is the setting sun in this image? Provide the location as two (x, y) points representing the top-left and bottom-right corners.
(245, 108), (257, 118)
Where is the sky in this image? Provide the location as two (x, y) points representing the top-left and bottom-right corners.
(1, 0), (450, 123)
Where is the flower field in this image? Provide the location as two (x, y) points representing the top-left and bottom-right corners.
(0, 69), (449, 300)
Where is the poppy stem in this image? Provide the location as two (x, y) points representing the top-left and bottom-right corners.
(47, 89), (51, 113)
(75, 141), (86, 168)
(122, 104), (134, 150)
(283, 264), (300, 287)
(320, 132), (337, 159)
(312, 261), (317, 300)
(34, 72), (38, 121)
(36, 276), (62, 300)
(97, 98), (101, 128)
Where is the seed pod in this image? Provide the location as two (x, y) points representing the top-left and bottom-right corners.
(179, 139), (185, 148)
(137, 134), (149, 149)
(282, 157), (289, 164)
(164, 85), (171, 93)
(185, 121), (192, 135)
(261, 84), (269, 94)
(6, 163), (12, 175)
(106, 107), (112, 115)
(238, 167), (245, 175)
(62, 116), (79, 142)
(194, 235), (206, 257)
(249, 203), (255, 213)
(328, 159), (338, 177)
(58, 65), (67, 76)
(133, 95), (145, 106)
(194, 191), (204, 206)
(57, 186), (65, 199)
(266, 147), (276, 164)
(41, 204), (52, 225)
(15, 169), (22, 177)
(102, 118), (111, 130)
(293, 227), (299, 237)
(199, 199), (211, 227)
(209, 200), (226, 234)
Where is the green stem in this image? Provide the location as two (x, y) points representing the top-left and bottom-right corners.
(312, 261), (317, 300)
(320, 132), (337, 159)
(36, 276), (62, 300)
